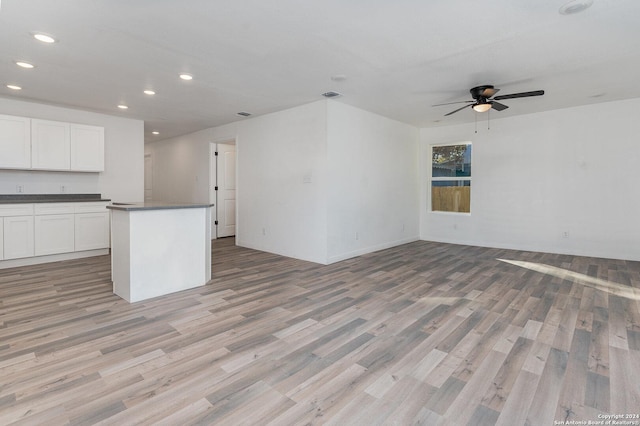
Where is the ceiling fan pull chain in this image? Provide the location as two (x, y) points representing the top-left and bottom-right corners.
(475, 111), (478, 133)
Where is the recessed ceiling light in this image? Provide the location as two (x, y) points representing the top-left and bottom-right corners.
(144, 90), (156, 95)
(237, 112), (251, 117)
(16, 61), (35, 69)
(32, 33), (56, 43)
(152, 131), (159, 135)
(117, 104), (128, 110)
(322, 91), (341, 98)
(179, 73), (193, 81)
(7, 84), (22, 90)
(559, 0), (593, 15)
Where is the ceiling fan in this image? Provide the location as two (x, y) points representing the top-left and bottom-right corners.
(434, 85), (544, 116)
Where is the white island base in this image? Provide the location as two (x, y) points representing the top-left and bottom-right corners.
(109, 202), (212, 303)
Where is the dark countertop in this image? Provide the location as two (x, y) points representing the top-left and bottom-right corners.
(107, 201), (214, 211)
(0, 194), (111, 204)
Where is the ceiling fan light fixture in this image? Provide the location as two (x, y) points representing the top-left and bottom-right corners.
(472, 102), (492, 113)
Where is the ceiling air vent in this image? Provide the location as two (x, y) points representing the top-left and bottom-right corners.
(237, 112), (251, 117)
(322, 91), (341, 98)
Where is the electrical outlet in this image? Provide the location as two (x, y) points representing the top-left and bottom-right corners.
(60, 185), (66, 193)
(262, 227), (266, 236)
(562, 231), (569, 238)
(16, 185), (24, 193)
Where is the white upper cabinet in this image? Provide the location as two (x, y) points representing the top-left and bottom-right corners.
(70, 124), (105, 171)
(1, 116), (105, 172)
(31, 119), (71, 170)
(0, 114), (31, 169)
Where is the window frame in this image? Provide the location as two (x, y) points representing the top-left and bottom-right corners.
(430, 141), (472, 214)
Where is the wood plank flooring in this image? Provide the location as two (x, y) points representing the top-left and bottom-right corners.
(1, 238), (639, 425)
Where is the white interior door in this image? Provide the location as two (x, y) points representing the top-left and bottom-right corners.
(144, 154), (153, 201)
(214, 143), (236, 238)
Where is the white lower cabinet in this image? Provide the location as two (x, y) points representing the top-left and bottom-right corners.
(35, 214), (75, 256)
(1, 201), (109, 267)
(3, 216), (35, 260)
(75, 212), (109, 251)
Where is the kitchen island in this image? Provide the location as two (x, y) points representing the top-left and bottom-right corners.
(107, 201), (213, 303)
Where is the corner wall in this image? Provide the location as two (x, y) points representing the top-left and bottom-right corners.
(326, 102), (420, 263)
(146, 100), (421, 264)
(420, 98), (640, 261)
(235, 101), (328, 263)
(145, 101), (329, 264)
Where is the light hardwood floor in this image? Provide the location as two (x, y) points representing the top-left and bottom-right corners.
(1, 238), (639, 425)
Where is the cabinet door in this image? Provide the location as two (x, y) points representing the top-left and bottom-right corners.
(75, 212), (109, 251)
(70, 124), (104, 171)
(31, 119), (70, 170)
(0, 114), (31, 169)
(3, 216), (35, 259)
(34, 214), (75, 256)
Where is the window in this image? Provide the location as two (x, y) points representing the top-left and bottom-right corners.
(431, 143), (471, 213)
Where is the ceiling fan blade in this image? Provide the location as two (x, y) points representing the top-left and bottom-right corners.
(481, 87), (499, 98)
(432, 100), (474, 107)
(493, 90), (544, 100)
(444, 104), (473, 116)
(491, 101), (509, 111)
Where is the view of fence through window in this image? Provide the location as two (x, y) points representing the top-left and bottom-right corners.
(431, 143), (471, 213)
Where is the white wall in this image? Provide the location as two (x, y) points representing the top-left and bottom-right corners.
(144, 128), (213, 204)
(326, 102), (419, 263)
(0, 97), (144, 202)
(145, 102), (328, 263)
(420, 97), (640, 261)
(146, 100), (420, 264)
(234, 101), (328, 263)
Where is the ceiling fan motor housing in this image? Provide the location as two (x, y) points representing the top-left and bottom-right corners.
(470, 85), (496, 100)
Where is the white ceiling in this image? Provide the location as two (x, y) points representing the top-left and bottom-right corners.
(1, 0), (639, 142)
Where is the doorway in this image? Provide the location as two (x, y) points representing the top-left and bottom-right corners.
(144, 153), (153, 201)
(210, 142), (236, 239)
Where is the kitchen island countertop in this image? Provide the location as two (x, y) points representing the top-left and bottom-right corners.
(107, 201), (213, 211)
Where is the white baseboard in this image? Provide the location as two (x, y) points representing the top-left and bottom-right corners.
(0, 249), (109, 269)
(327, 236), (420, 264)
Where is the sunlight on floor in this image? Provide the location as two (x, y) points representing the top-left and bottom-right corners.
(498, 259), (640, 301)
